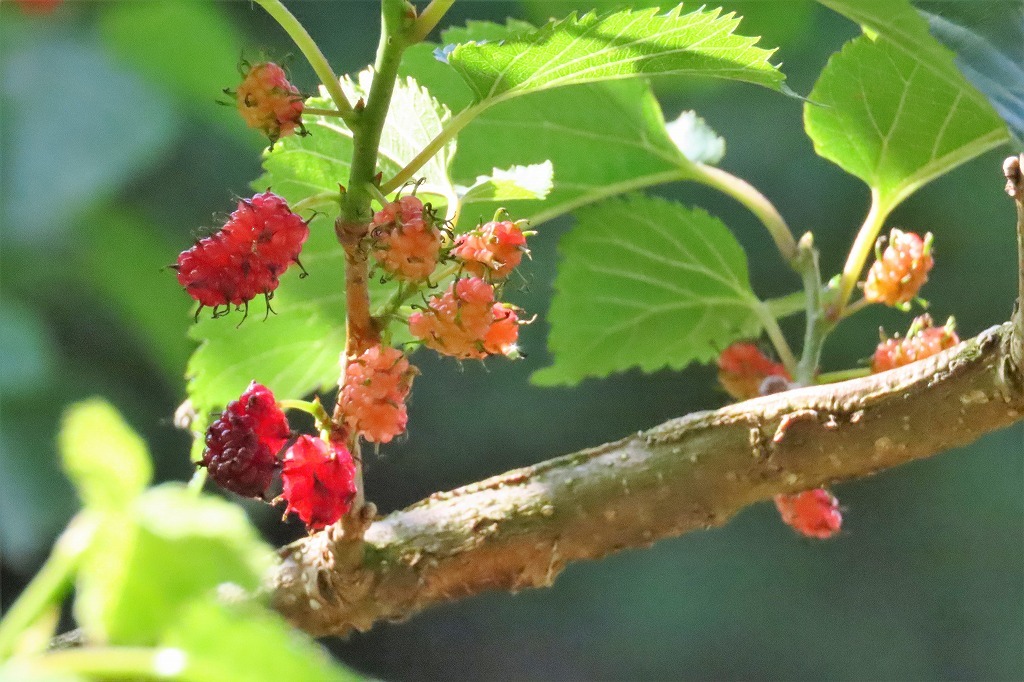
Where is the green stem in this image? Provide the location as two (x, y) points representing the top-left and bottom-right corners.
(186, 467), (208, 495)
(22, 647), (193, 680)
(837, 190), (890, 314)
(816, 367), (871, 384)
(252, 0), (354, 122)
(373, 262), (459, 323)
(292, 190), (342, 213)
(0, 514), (97, 661)
(280, 398), (331, 427)
(364, 182), (390, 207)
(334, 0), (413, 525)
(691, 162), (798, 266)
(302, 106), (349, 118)
(408, 0), (456, 43)
(764, 290), (805, 319)
(754, 301), (798, 376)
(794, 233), (828, 386)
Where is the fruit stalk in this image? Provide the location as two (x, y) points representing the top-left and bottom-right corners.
(252, 0), (354, 121)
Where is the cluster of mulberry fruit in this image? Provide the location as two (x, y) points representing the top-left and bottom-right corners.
(174, 191), (309, 317)
(199, 382), (357, 531)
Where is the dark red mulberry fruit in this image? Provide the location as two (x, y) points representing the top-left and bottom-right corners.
(198, 382), (290, 498)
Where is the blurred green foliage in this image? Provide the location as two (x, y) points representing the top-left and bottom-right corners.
(1, 1), (1021, 680)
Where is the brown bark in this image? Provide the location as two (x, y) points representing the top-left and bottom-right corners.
(271, 320), (1024, 637)
(267, 156), (1024, 637)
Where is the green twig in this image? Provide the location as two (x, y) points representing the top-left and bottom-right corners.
(691, 162), (799, 266)
(408, 0), (456, 43)
(252, 0), (355, 122)
(0, 514), (98, 661)
(836, 190), (890, 314)
(794, 233), (828, 386)
(764, 291), (805, 319)
(753, 301), (798, 376)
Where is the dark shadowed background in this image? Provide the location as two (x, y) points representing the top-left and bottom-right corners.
(1, 1), (1021, 679)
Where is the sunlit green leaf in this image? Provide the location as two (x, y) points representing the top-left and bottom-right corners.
(460, 160), (554, 204)
(446, 6), (784, 105)
(804, 34), (1007, 213)
(162, 601), (367, 682)
(534, 195), (762, 386)
(58, 399), (151, 512)
(75, 484), (272, 645)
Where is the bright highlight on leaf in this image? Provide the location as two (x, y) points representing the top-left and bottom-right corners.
(804, 33), (1008, 213)
(446, 5), (784, 105)
(59, 398), (152, 511)
(665, 110), (725, 164)
(460, 160), (554, 203)
(534, 195), (762, 386)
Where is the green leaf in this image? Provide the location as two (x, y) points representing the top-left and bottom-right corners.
(918, 3), (1024, 144)
(460, 160), (554, 204)
(58, 399), (151, 512)
(75, 484), (272, 645)
(534, 195), (762, 386)
(665, 110), (726, 164)
(187, 72), (454, 412)
(446, 6), (784, 105)
(161, 601), (366, 682)
(402, 30), (720, 232)
(448, 77), (691, 229)
(804, 34), (1008, 213)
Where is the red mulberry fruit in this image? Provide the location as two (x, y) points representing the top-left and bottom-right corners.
(863, 229), (933, 307)
(234, 62), (305, 143)
(871, 314), (959, 373)
(371, 196), (443, 281)
(175, 191), (308, 316)
(717, 342), (790, 401)
(409, 277), (521, 360)
(451, 219), (529, 280)
(280, 435), (357, 530)
(774, 488), (842, 540)
(339, 345), (416, 444)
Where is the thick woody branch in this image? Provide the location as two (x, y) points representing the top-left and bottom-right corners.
(271, 321), (1024, 637)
